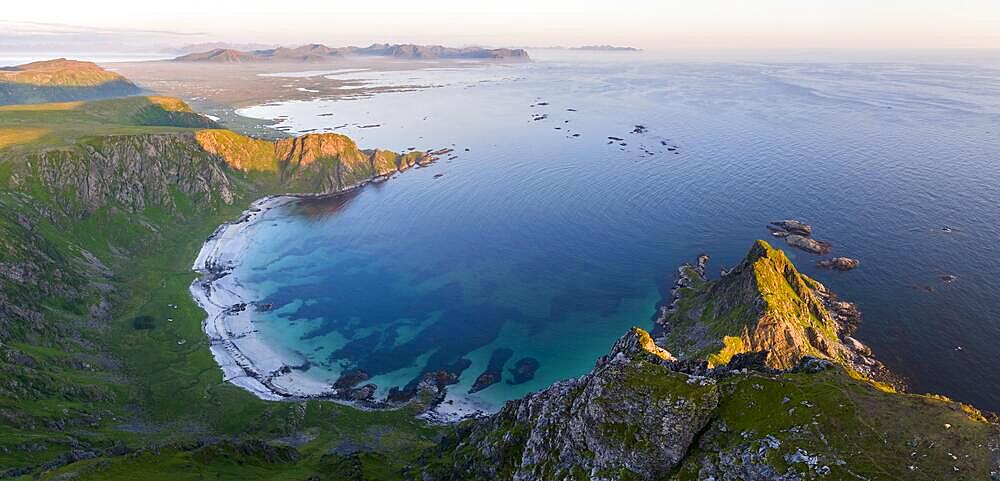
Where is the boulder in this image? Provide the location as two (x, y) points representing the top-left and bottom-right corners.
(770, 220), (813, 236)
(785, 234), (832, 254)
(817, 257), (859, 271)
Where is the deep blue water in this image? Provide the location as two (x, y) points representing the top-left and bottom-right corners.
(235, 50), (1000, 411)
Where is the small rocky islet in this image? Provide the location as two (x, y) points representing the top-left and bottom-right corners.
(527, 100), (679, 155)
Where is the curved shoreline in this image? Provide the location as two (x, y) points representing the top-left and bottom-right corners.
(189, 188), (496, 421)
(190, 195), (336, 401)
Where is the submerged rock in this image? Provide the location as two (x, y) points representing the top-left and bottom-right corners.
(333, 368), (369, 390)
(469, 348), (513, 394)
(817, 257), (860, 271)
(507, 357), (539, 385)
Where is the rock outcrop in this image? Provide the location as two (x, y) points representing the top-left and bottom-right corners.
(435, 328), (716, 481)
(655, 240), (898, 387)
(817, 257), (860, 271)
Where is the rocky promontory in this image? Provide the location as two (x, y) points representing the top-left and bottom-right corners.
(655, 240), (899, 387)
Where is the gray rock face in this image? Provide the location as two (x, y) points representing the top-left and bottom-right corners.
(436, 329), (718, 481)
(29, 133), (235, 218)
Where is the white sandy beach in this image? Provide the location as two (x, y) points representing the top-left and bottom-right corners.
(190, 195), (336, 401)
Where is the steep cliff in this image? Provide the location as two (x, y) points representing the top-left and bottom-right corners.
(424, 325), (997, 480)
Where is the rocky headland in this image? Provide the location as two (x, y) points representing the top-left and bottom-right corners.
(655, 240), (900, 388)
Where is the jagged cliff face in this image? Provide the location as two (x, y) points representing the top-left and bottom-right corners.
(13, 133), (238, 218)
(195, 129), (428, 192)
(424, 328), (999, 481)
(436, 328), (717, 481)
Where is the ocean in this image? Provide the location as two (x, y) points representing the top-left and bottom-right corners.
(231, 49), (1000, 412)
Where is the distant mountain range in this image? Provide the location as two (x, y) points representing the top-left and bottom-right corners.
(167, 42), (279, 55)
(570, 45), (641, 51)
(173, 43), (530, 63)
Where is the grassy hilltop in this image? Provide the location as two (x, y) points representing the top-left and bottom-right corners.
(0, 59), (144, 106)
(0, 61), (997, 480)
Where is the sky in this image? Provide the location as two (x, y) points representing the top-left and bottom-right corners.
(2, 0), (1000, 51)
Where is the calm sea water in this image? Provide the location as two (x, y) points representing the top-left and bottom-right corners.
(235, 50), (1000, 411)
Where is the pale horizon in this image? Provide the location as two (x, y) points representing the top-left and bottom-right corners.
(3, 0), (1000, 52)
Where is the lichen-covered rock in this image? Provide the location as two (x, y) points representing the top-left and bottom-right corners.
(783, 234), (831, 255)
(769, 220), (812, 236)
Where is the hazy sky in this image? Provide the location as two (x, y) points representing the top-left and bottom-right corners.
(4, 0), (1000, 49)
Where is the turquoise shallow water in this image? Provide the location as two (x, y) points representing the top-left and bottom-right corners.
(235, 50), (1000, 411)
